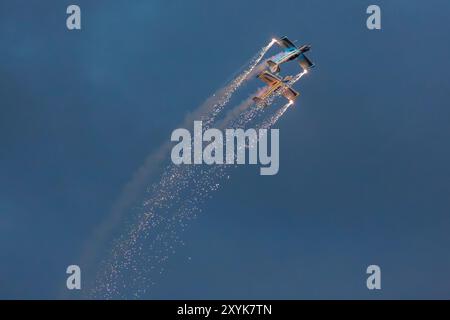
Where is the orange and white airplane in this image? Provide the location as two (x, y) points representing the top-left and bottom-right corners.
(252, 71), (299, 105)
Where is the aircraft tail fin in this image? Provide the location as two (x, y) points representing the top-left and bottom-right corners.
(267, 60), (280, 73)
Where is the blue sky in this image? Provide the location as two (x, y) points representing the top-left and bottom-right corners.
(1, 0), (450, 299)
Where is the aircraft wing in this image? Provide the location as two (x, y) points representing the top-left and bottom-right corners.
(257, 71), (282, 86)
(282, 86), (300, 101)
(279, 36), (297, 49)
(298, 54), (315, 70)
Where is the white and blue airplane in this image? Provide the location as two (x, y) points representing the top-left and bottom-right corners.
(267, 36), (315, 73)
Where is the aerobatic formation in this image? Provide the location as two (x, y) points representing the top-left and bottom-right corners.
(168, 36), (315, 174)
(93, 36), (315, 298)
(253, 36), (315, 106)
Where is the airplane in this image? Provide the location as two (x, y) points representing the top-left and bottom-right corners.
(267, 36), (315, 73)
(252, 70), (299, 105)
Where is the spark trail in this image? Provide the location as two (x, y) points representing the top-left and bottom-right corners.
(227, 69), (307, 129)
(82, 40), (277, 282)
(262, 70), (308, 107)
(91, 40), (278, 298)
(91, 41), (306, 299)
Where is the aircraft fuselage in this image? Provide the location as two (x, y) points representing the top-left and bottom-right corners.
(271, 48), (301, 65)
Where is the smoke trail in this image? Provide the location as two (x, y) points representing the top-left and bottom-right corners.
(202, 39), (276, 128)
(215, 87), (268, 130)
(87, 41), (276, 298)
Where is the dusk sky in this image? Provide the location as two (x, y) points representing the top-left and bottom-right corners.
(1, 0), (450, 299)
